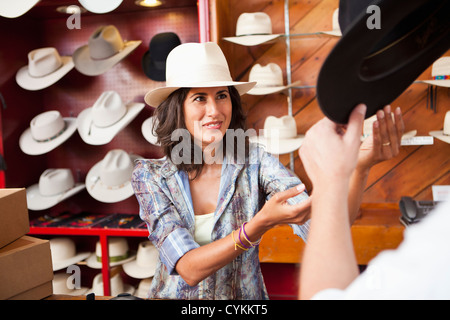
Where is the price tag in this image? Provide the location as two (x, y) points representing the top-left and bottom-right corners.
(401, 136), (434, 146)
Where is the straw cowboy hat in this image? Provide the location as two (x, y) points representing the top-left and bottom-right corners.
(223, 12), (282, 46)
(16, 47), (74, 91)
(320, 9), (342, 37)
(52, 272), (89, 296)
(49, 237), (90, 271)
(87, 268), (135, 296)
(420, 57), (450, 88)
(73, 25), (141, 76)
(429, 111), (450, 144)
(78, 0), (123, 14)
(247, 63), (301, 95)
(135, 278), (153, 299)
(86, 149), (141, 203)
(77, 91), (144, 145)
(26, 169), (85, 211)
(250, 115), (304, 155)
(123, 241), (159, 279)
(144, 42), (256, 107)
(142, 32), (182, 82)
(19, 110), (78, 156)
(86, 237), (136, 269)
(0, 0), (40, 18)
(317, 0), (450, 124)
(141, 115), (160, 146)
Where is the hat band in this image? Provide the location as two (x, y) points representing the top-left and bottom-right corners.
(97, 252), (129, 263)
(433, 75), (450, 80)
(167, 65), (233, 87)
(33, 122), (67, 143)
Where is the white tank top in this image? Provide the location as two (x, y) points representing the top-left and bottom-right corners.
(194, 212), (215, 246)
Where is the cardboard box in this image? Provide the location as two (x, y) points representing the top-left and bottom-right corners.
(0, 188), (30, 248)
(0, 236), (53, 300)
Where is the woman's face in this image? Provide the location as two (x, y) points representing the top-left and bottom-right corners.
(183, 86), (232, 149)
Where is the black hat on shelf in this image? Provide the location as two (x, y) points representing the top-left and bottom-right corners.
(317, 0), (450, 124)
(142, 32), (182, 82)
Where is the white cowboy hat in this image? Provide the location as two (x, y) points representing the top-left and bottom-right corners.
(135, 278), (153, 299)
(320, 9), (342, 37)
(250, 115), (304, 155)
(78, 0), (123, 14)
(144, 42), (256, 107)
(86, 149), (141, 203)
(26, 169), (85, 211)
(77, 91), (145, 145)
(86, 237), (136, 269)
(420, 57), (450, 87)
(49, 237), (90, 271)
(0, 0), (40, 18)
(141, 116), (160, 146)
(429, 111), (450, 144)
(52, 272), (89, 296)
(16, 47), (74, 91)
(87, 270), (135, 296)
(223, 12), (282, 46)
(19, 110), (78, 156)
(123, 241), (159, 279)
(247, 63), (301, 95)
(73, 25), (141, 76)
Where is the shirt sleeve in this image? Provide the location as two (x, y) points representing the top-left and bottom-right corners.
(257, 148), (310, 242)
(132, 161), (199, 275)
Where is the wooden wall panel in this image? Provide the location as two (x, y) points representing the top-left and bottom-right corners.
(213, 0), (450, 204)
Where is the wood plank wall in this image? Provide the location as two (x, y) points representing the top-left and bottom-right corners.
(211, 0), (450, 204)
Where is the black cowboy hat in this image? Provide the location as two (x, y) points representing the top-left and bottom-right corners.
(317, 0), (450, 124)
(142, 32), (181, 82)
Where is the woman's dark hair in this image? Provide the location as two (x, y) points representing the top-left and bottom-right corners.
(152, 86), (249, 179)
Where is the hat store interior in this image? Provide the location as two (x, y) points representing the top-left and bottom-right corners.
(0, 0), (449, 301)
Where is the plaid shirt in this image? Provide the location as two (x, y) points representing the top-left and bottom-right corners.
(131, 145), (310, 299)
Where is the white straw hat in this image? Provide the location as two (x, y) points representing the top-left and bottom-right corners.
(144, 42), (256, 107)
(19, 110), (78, 156)
(141, 116), (160, 146)
(26, 169), (85, 211)
(429, 111), (450, 144)
(247, 63), (300, 95)
(77, 91), (144, 145)
(16, 47), (74, 91)
(49, 237), (90, 271)
(86, 237), (136, 269)
(135, 278), (153, 299)
(250, 115), (304, 155)
(320, 9), (342, 37)
(420, 57), (450, 87)
(73, 25), (141, 76)
(223, 12), (282, 46)
(0, 0), (40, 18)
(123, 241), (159, 279)
(87, 270), (135, 296)
(78, 0), (123, 14)
(52, 272), (89, 296)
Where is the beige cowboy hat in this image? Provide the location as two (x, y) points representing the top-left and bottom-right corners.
(77, 91), (144, 145)
(26, 169), (85, 211)
(223, 12), (282, 46)
(86, 268), (135, 296)
(319, 8), (342, 37)
(0, 0), (40, 18)
(141, 115), (160, 146)
(78, 0), (123, 14)
(16, 47), (74, 91)
(19, 110), (78, 156)
(86, 149), (141, 203)
(144, 42), (256, 107)
(429, 111), (450, 144)
(86, 237), (136, 269)
(52, 272), (89, 296)
(123, 241), (159, 279)
(73, 25), (141, 76)
(247, 63), (301, 95)
(250, 115), (304, 155)
(420, 57), (450, 87)
(49, 237), (90, 271)
(135, 278), (153, 299)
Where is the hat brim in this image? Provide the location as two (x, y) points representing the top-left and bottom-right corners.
(420, 80), (450, 88)
(26, 183), (86, 211)
(85, 251), (137, 269)
(73, 40), (142, 76)
(429, 130), (450, 144)
(249, 135), (305, 155)
(86, 154), (142, 203)
(78, 0), (123, 14)
(0, 0), (40, 18)
(223, 34), (282, 46)
(317, 0), (450, 124)
(141, 116), (160, 146)
(19, 118), (78, 156)
(247, 81), (302, 95)
(52, 251), (91, 271)
(320, 30), (342, 37)
(123, 258), (158, 279)
(77, 102), (145, 145)
(144, 81), (256, 108)
(16, 56), (74, 91)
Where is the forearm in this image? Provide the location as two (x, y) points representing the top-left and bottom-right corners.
(348, 166), (370, 224)
(299, 180), (359, 300)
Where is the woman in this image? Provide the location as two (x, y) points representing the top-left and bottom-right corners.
(131, 42), (404, 299)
